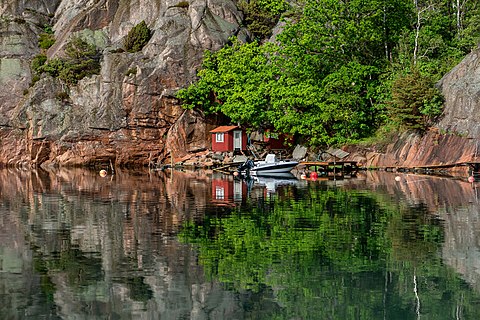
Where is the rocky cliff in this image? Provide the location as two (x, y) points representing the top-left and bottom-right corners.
(0, 0), (246, 168)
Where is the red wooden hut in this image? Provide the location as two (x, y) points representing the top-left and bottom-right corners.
(210, 126), (247, 152)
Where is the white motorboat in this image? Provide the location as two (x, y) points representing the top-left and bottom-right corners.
(238, 154), (298, 175)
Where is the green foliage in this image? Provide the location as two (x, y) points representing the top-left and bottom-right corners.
(123, 21), (152, 53)
(31, 54), (47, 73)
(33, 37), (101, 85)
(43, 24), (54, 34)
(39, 32), (55, 49)
(389, 69), (444, 130)
(38, 24), (56, 50)
(179, 0), (480, 147)
(64, 36), (98, 60)
(31, 74), (40, 85)
(239, 0), (290, 40)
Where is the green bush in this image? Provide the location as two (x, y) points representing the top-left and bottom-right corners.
(31, 54), (47, 73)
(31, 75), (40, 85)
(389, 69), (444, 130)
(33, 37), (101, 85)
(39, 33), (56, 50)
(38, 58), (65, 78)
(239, 0), (289, 40)
(123, 21), (152, 53)
(38, 24), (55, 50)
(43, 24), (54, 34)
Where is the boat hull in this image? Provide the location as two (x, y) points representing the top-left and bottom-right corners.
(250, 162), (298, 174)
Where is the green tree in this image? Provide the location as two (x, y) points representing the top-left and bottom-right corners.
(178, 0), (480, 146)
(239, 0), (290, 40)
(123, 21), (152, 53)
(178, 0), (409, 146)
(389, 69), (443, 130)
(35, 36), (101, 85)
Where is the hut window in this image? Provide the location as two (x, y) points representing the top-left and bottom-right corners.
(216, 132), (224, 142)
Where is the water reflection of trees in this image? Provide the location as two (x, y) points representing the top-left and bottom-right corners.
(181, 174), (480, 319)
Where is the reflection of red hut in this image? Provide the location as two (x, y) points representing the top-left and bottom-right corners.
(212, 178), (247, 206)
(210, 126), (247, 152)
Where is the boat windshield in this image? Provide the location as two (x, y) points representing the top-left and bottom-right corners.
(265, 154), (277, 163)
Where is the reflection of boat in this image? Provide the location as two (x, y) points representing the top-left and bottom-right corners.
(238, 154), (298, 175)
(253, 173), (299, 193)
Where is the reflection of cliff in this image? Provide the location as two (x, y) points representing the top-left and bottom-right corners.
(346, 171), (478, 210)
(346, 171), (480, 292)
(440, 204), (480, 293)
(0, 168), (248, 319)
(0, 188), (38, 319)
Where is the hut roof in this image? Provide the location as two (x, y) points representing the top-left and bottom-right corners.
(209, 126), (240, 133)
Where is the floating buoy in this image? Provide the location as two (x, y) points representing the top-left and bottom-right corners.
(310, 172), (318, 181)
(468, 176), (475, 183)
(394, 176), (401, 182)
(99, 169), (107, 177)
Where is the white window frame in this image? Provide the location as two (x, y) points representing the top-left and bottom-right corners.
(216, 132), (224, 143)
(215, 186), (225, 200)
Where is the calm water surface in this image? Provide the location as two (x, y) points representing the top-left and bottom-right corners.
(1, 168), (480, 319)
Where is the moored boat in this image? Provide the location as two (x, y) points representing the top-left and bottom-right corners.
(238, 154), (298, 175)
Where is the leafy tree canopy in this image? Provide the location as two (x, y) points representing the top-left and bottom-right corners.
(178, 0), (480, 147)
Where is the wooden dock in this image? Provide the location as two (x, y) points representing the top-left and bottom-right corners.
(298, 161), (480, 177)
(299, 161), (359, 176)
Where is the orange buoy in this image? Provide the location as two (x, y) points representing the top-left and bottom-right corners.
(99, 169), (107, 177)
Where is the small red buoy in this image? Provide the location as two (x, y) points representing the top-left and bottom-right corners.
(310, 171), (318, 180)
(468, 176), (475, 183)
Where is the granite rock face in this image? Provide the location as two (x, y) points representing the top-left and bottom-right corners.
(437, 49), (480, 138)
(0, 0), (246, 167)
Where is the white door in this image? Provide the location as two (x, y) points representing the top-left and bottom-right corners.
(233, 130), (242, 150)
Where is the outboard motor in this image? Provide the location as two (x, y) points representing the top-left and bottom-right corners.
(237, 159), (254, 174)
